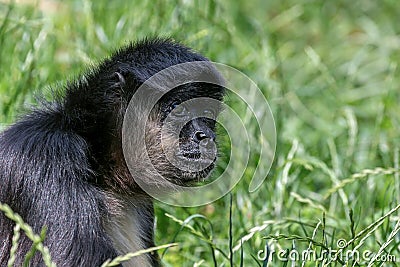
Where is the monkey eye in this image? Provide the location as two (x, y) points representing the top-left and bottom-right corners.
(203, 109), (215, 118)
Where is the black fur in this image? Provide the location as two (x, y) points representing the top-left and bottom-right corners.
(0, 38), (224, 266)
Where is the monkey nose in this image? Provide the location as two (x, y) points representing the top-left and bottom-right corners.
(195, 131), (208, 141)
(198, 137), (216, 151)
(194, 131), (216, 152)
(194, 131), (215, 145)
(199, 137), (217, 161)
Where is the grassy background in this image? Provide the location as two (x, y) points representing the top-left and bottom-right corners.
(1, 0), (399, 266)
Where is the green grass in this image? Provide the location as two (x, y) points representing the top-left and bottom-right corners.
(1, 0), (399, 266)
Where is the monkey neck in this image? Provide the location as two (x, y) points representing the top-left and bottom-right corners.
(104, 194), (158, 267)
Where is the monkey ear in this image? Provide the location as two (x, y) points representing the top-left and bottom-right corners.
(112, 71), (126, 88)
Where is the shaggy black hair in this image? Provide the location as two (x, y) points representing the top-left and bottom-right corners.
(0, 38), (224, 267)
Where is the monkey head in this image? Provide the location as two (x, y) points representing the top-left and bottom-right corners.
(84, 40), (228, 193)
(145, 82), (224, 185)
(121, 62), (225, 192)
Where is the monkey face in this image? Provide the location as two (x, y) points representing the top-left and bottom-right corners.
(145, 83), (223, 184)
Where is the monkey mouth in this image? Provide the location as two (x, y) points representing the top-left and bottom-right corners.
(182, 151), (202, 159)
(179, 162), (216, 181)
(174, 150), (217, 181)
(178, 150), (216, 163)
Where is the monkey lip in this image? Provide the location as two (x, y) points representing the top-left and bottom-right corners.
(179, 162), (216, 181)
(174, 150), (217, 181)
(182, 151), (201, 159)
(179, 150), (216, 163)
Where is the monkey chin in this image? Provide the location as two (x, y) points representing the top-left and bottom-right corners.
(173, 153), (217, 183)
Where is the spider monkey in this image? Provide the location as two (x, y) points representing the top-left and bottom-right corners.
(0, 38), (225, 266)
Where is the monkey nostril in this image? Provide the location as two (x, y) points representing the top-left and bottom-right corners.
(196, 131), (216, 152)
(195, 131), (208, 141)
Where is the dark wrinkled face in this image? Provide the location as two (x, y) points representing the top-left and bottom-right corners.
(146, 83), (224, 184)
